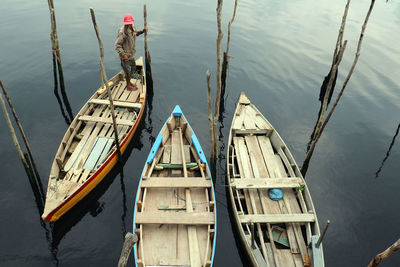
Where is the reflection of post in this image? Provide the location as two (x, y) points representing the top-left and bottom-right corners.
(90, 8), (122, 161)
(47, 0), (74, 122)
(375, 122), (400, 177)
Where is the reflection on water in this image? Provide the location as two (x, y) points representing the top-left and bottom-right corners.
(375, 122), (400, 178)
(52, 55), (73, 125)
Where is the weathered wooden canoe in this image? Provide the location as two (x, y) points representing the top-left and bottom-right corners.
(133, 105), (216, 267)
(42, 57), (147, 222)
(227, 92), (324, 267)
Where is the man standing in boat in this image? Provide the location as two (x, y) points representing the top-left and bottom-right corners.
(115, 14), (147, 91)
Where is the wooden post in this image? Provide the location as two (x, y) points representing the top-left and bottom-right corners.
(90, 8), (122, 161)
(368, 238), (400, 267)
(221, 0), (238, 92)
(301, 0), (377, 176)
(316, 220), (330, 248)
(206, 70), (215, 167)
(214, 0), (223, 121)
(0, 85), (34, 180)
(47, 0), (74, 122)
(0, 81), (45, 197)
(118, 232), (138, 267)
(143, 5), (153, 89)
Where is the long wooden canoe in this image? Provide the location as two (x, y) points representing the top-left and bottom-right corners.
(227, 92), (324, 267)
(42, 57), (147, 222)
(133, 105), (216, 267)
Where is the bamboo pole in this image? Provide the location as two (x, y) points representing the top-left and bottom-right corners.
(0, 81), (45, 197)
(118, 232), (138, 267)
(47, 0), (73, 122)
(301, 0), (377, 176)
(368, 238), (400, 267)
(206, 70), (215, 166)
(90, 8), (122, 161)
(0, 85), (34, 180)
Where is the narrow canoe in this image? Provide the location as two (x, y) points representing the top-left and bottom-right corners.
(42, 57), (147, 222)
(133, 105), (217, 267)
(227, 92), (324, 267)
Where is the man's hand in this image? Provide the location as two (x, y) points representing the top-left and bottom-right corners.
(144, 27), (148, 33)
(123, 55), (129, 61)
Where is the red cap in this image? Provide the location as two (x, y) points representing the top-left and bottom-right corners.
(124, 14), (134, 25)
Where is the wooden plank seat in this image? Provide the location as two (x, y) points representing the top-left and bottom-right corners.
(78, 115), (134, 126)
(88, 99), (142, 109)
(239, 213), (316, 224)
(233, 129), (272, 136)
(141, 178), (212, 188)
(231, 177), (304, 189)
(135, 212), (215, 225)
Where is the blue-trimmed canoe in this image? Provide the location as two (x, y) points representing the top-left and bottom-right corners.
(133, 105), (216, 267)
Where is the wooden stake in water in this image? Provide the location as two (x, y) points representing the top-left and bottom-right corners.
(47, 0), (73, 122)
(118, 232), (138, 267)
(0, 81), (45, 198)
(206, 70), (215, 166)
(90, 8), (122, 161)
(368, 238), (400, 267)
(301, 0), (377, 176)
(143, 4), (153, 87)
(0, 83), (34, 179)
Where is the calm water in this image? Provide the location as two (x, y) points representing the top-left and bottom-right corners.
(1, 0), (399, 266)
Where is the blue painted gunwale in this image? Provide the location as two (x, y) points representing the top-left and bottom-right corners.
(132, 105), (217, 266)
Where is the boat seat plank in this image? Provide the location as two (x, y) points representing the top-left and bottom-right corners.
(141, 178), (212, 188)
(83, 137), (113, 170)
(243, 106), (257, 130)
(64, 107), (106, 171)
(162, 145), (171, 164)
(239, 214), (315, 224)
(127, 87), (140, 102)
(234, 129), (271, 136)
(135, 212), (215, 225)
(231, 178), (304, 189)
(232, 105), (245, 129)
(89, 99), (142, 109)
(171, 130), (182, 164)
(78, 115), (134, 126)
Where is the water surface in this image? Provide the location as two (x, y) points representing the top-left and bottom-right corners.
(0, 0), (399, 266)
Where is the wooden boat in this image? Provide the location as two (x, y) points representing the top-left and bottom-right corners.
(42, 57), (147, 222)
(227, 92), (324, 267)
(133, 105), (216, 267)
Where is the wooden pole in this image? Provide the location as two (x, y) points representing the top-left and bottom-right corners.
(0, 81), (45, 197)
(143, 4), (153, 88)
(90, 8), (122, 161)
(47, 0), (73, 122)
(206, 70), (215, 166)
(215, 0), (223, 121)
(316, 220), (330, 248)
(368, 238), (400, 267)
(0, 85), (34, 180)
(301, 0), (376, 176)
(117, 232), (138, 267)
(221, 0), (238, 91)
